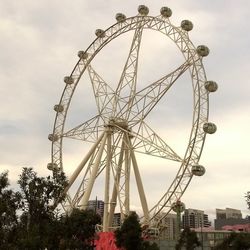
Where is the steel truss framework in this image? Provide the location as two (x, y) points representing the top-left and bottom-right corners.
(49, 6), (217, 232)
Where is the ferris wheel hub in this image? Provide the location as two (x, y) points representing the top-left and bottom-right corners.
(108, 117), (129, 130)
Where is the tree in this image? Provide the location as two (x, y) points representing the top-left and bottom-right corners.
(214, 232), (250, 250)
(18, 168), (67, 217)
(0, 168), (158, 249)
(0, 168), (106, 249)
(16, 167), (68, 249)
(58, 208), (101, 250)
(175, 227), (200, 250)
(115, 212), (143, 250)
(0, 171), (21, 249)
(115, 212), (159, 250)
(245, 191), (250, 210)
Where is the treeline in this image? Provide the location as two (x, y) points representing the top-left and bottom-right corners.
(2, 167), (250, 250)
(0, 168), (159, 250)
(0, 168), (100, 249)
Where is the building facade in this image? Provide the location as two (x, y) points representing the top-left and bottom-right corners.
(214, 207), (248, 230)
(87, 199), (104, 217)
(160, 213), (178, 240)
(216, 208), (242, 220)
(112, 213), (121, 227)
(182, 208), (211, 229)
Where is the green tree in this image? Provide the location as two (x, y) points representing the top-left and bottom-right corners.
(115, 212), (143, 250)
(16, 167), (67, 249)
(0, 171), (21, 249)
(245, 191), (250, 210)
(115, 212), (159, 250)
(58, 208), (101, 250)
(0, 168), (104, 249)
(175, 227), (200, 250)
(18, 168), (67, 216)
(214, 232), (250, 250)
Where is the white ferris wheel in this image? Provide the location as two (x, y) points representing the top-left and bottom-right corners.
(48, 5), (218, 232)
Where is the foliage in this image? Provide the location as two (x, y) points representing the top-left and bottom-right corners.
(1, 168), (161, 250)
(214, 232), (250, 250)
(115, 211), (159, 250)
(175, 227), (200, 250)
(245, 191), (250, 210)
(115, 211), (143, 250)
(59, 208), (101, 250)
(15, 167), (68, 249)
(0, 167), (104, 249)
(18, 167), (67, 217)
(0, 171), (21, 249)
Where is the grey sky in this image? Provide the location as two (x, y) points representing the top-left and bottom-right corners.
(0, 0), (250, 221)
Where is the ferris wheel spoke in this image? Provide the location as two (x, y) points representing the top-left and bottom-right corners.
(121, 59), (193, 125)
(54, 132), (106, 209)
(114, 23), (144, 116)
(70, 132), (125, 208)
(128, 137), (150, 224)
(132, 121), (183, 162)
(86, 64), (116, 118)
(62, 115), (104, 142)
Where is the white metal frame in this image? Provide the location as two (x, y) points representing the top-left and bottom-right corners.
(49, 7), (214, 231)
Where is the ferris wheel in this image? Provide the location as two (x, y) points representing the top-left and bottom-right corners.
(48, 5), (217, 231)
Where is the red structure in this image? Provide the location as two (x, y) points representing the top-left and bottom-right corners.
(95, 232), (121, 250)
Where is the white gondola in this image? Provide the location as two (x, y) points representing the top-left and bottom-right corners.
(192, 164), (206, 176)
(181, 20), (193, 31)
(197, 45), (210, 57)
(205, 81), (218, 92)
(95, 29), (105, 38)
(138, 5), (149, 15)
(160, 7), (172, 18)
(64, 76), (74, 85)
(115, 13), (126, 22)
(203, 122), (217, 134)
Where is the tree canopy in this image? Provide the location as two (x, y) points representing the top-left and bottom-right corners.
(115, 211), (159, 250)
(214, 232), (250, 250)
(59, 208), (101, 250)
(0, 168), (101, 250)
(115, 211), (143, 250)
(245, 191), (250, 210)
(0, 171), (21, 249)
(175, 227), (200, 250)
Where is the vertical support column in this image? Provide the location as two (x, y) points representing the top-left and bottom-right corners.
(124, 135), (130, 216)
(103, 129), (112, 232)
(129, 137), (150, 225)
(81, 132), (107, 208)
(176, 209), (181, 241)
(57, 132), (105, 207)
(108, 139), (125, 228)
(172, 201), (185, 241)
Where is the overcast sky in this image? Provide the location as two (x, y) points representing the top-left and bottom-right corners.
(0, 0), (250, 222)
